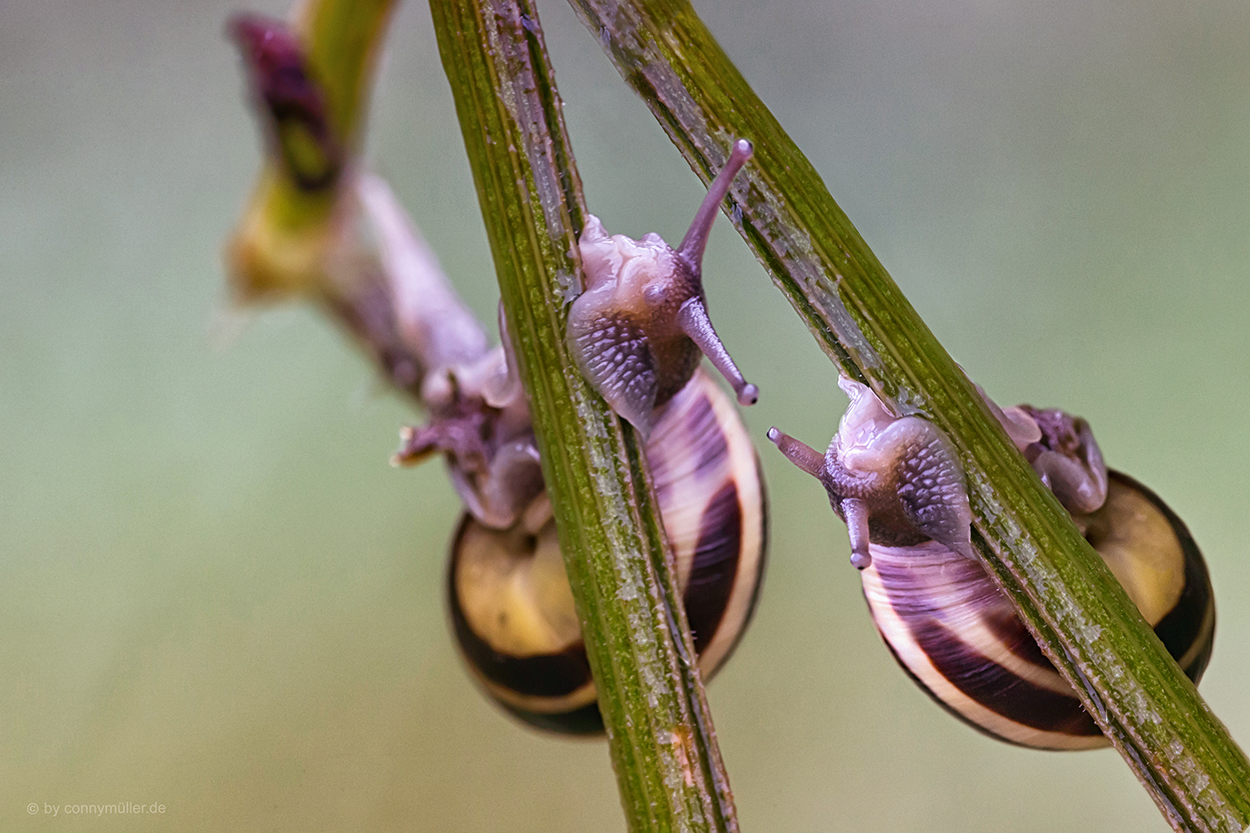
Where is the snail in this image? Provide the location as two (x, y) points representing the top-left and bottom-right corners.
(232, 17), (767, 735)
(443, 365), (766, 733)
(768, 377), (1214, 749)
(387, 141), (768, 733)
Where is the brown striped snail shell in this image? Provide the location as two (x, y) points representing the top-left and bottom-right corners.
(447, 367), (767, 733)
(768, 378), (1214, 749)
(392, 140), (768, 733)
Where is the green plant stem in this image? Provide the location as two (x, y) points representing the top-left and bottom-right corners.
(429, 1), (736, 830)
(567, 1), (1250, 830)
(294, 0), (392, 157)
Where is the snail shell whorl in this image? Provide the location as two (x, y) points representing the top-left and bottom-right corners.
(860, 470), (1213, 749)
(447, 367), (767, 733)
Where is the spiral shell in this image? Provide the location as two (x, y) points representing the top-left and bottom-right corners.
(861, 470), (1213, 748)
(448, 368), (767, 733)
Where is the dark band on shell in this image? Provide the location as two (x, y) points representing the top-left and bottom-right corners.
(860, 470), (1212, 749)
(448, 368), (767, 733)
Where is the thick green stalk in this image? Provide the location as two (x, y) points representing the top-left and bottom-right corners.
(429, 1), (736, 830)
(566, 1), (1250, 830)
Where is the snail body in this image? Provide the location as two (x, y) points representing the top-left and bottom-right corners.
(770, 379), (1214, 749)
(568, 139), (759, 437)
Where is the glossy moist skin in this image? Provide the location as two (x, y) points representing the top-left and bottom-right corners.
(448, 368), (767, 733)
(860, 470), (1214, 749)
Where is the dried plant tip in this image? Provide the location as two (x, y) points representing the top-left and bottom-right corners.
(229, 13), (342, 190)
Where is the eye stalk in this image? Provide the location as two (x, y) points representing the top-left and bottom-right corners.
(568, 139), (758, 437)
(768, 378), (973, 571)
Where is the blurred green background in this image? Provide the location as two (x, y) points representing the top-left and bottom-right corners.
(3, 0), (1249, 830)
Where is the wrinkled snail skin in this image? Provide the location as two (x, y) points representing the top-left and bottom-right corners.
(770, 380), (1214, 749)
(448, 368), (768, 733)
